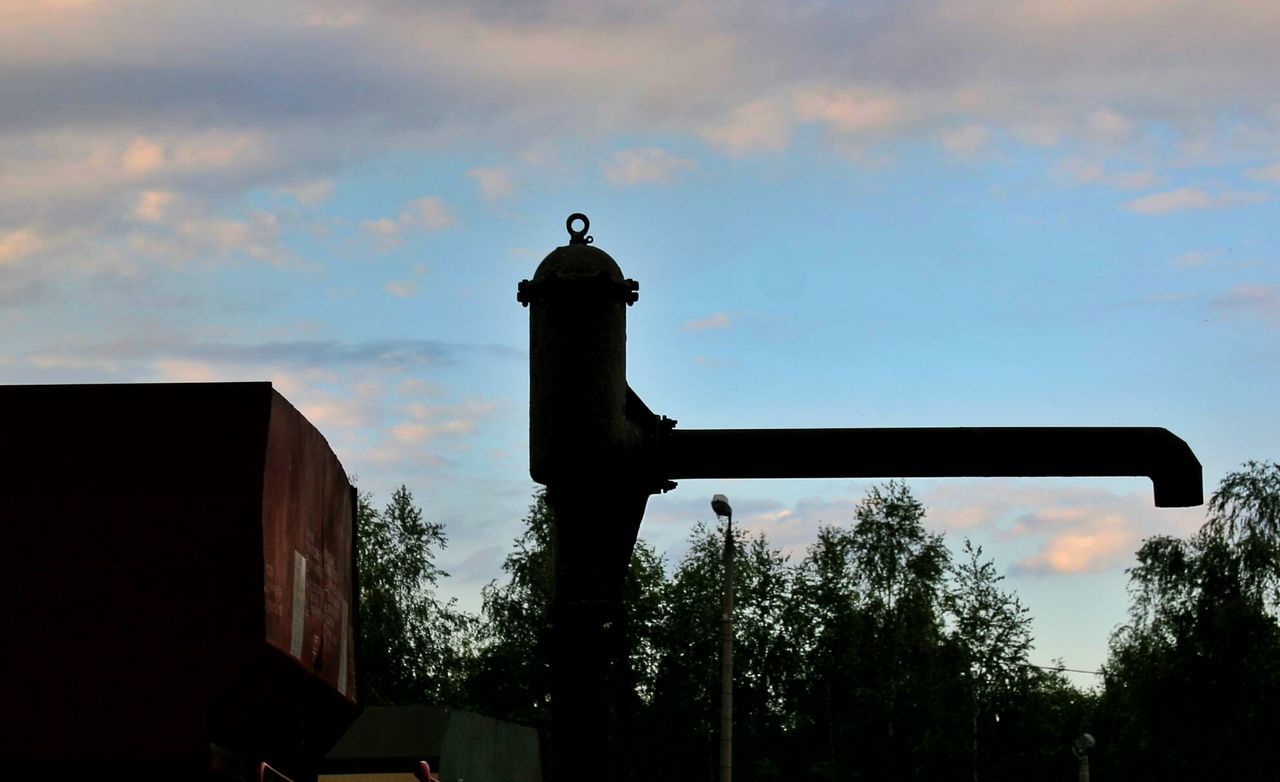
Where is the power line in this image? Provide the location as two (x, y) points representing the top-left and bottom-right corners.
(1026, 662), (1103, 676)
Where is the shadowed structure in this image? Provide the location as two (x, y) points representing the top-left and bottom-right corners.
(517, 214), (1203, 782)
(1, 382), (358, 781)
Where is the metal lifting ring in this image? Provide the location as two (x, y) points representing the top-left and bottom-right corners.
(566, 213), (593, 244)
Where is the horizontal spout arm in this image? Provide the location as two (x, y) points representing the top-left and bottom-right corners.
(661, 426), (1203, 507)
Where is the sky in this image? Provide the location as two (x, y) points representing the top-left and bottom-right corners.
(3, 0), (1278, 687)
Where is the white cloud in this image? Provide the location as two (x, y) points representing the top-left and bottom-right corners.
(389, 398), (496, 445)
(0, 129), (273, 226)
(1011, 121), (1066, 148)
(362, 196), (454, 248)
(121, 203), (293, 267)
(1128, 188), (1211, 214)
(122, 137), (166, 176)
(116, 132), (266, 181)
(1172, 249), (1210, 268)
(20, 331), (506, 490)
(305, 8), (364, 28)
(278, 179), (333, 205)
(132, 190), (175, 223)
(466, 167), (515, 201)
(401, 196), (454, 230)
(2, 0), (1280, 328)
(1247, 163), (1280, 183)
(901, 480), (1205, 576)
(701, 99), (790, 156)
(3, 1), (1278, 172)
(938, 124), (990, 160)
(1015, 514), (1132, 575)
(1126, 187), (1269, 215)
(1085, 108), (1136, 141)
(1061, 160), (1157, 190)
(643, 480), (1205, 579)
(681, 312), (731, 331)
(0, 228), (43, 265)
(362, 218), (400, 243)
(794, 88), (903, 135)
(149, 358), (224, 383)
(182, 211), (287, 264)
(384, 279), (418, 298)
(1212, 284), (1280, 322)
(0, 0), (1276, 248)
(602, 147), (695, 186)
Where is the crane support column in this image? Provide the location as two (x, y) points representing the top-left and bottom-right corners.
(518, 214), (1203, 781)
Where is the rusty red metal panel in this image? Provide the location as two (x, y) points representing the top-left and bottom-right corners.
(260, 389), (358, 699)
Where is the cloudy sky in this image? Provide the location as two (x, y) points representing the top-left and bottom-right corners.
(4, 0), (1278, 683)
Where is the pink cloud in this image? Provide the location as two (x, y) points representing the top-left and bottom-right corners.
(794, 88), (903, 135)
(467, 167), (515, 201)
(681, 312), (732, 331)
(1014, 516), (1132, 575)
(701, 100), (790, 156)
(1127, 187), (1268, 215)
(277, 179), (333, 206)
(603, 148), (695, 186)
(1061, 160), (1156, 190)
(1247, 163), (1280, 183)
(938, 124), (990, 160)
(362, 196), (454, 248)
(384, 280), (418, 298)
(0, 228), (43, 265)
(1212, 284), (1280, 322)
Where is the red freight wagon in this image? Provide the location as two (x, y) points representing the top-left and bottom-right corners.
(1, 382), (359, 781)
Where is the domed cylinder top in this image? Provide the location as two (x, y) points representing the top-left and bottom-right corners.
(518, 215), (639, 485)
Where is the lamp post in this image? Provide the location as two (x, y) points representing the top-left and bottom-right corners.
(1072, 733), (1095, 782)
(712, 494), (734, 782)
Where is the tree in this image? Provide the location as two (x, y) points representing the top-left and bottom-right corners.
(643, 520), (800, 782)
(1100, 460), (1280, 780)
(731, 530), (801, 781)
(945, 539), (1034, 781)
(846, 480), (955, 778)
(783, 481), (965, 781)
(1206, 460), (1280, 540)
(847, 481), (950, 619)
(787, 524), (869, 780)
(645, 521), (732, 780)
(468, 491), (556, 730)
(356, 484), (474, 706)
(1205, 459), (1280, 610)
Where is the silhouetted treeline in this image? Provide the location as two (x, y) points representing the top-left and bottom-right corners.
(356, 461), (1280, 781)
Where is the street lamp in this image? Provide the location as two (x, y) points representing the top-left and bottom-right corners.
(712, 494), (733, 782)
(1072, 733), (1095, 782)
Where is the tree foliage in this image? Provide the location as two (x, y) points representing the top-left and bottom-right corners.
(466, 491), (556, 728)
(1098, 460), (1280, 779)
(945, 539), (1036, 781)
(643, 521), (799, 781)
(348, 469), (1280, 780)
(356, 484), (474, 706)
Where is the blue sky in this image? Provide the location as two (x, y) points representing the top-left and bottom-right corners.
(3, 0), (1278, 685)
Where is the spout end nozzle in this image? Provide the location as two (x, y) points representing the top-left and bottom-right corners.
(1153, 470), (1204, 507)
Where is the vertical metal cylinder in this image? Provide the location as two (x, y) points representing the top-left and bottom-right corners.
(520, 215), (638, 485)
(518, 215), (647, 782)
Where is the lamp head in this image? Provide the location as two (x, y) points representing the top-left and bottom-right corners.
(1073, 733), (1095, 754)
